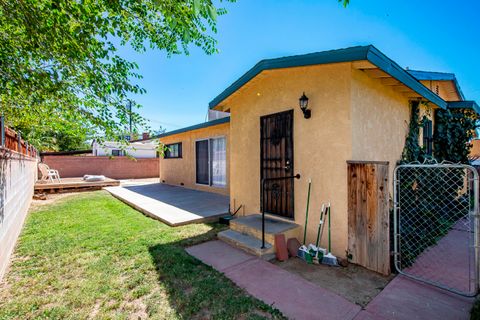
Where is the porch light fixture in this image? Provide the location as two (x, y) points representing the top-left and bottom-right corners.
(299, 92), (311, 119)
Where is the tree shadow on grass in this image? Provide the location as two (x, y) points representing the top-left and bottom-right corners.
(148, 223), (285, 319)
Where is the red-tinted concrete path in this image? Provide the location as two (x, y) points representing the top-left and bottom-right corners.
(186, 240), (475, 320)
(402, 218), (475, 295)
(186, 241), (361, 320)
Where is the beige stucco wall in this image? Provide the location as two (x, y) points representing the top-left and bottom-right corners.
(227, 63), (353, 256)
(159, 122), (229, 196)
(224, 62), (440, 257)
(350, 68), (411, 187)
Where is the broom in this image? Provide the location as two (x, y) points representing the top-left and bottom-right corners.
(322, 204), (338, 266)
(315, 203), (325, 248)
(303, 179), (312, 245)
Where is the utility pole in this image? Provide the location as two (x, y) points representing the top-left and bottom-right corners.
(127, 99), (132, 141)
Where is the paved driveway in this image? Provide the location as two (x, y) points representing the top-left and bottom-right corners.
(105, 183), (229, 226)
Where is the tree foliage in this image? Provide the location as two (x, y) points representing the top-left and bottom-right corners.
(434, 108), (479, 163)
(401, 101), (479, 164)
(401, 101), (424, 163)
(0, 0), (233, 150)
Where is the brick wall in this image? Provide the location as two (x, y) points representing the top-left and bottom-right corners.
(42, 156), (159, 179)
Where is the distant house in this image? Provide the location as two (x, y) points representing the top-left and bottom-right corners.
(92, 138), (158, 158)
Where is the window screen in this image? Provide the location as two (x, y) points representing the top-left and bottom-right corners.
(423, 120), (433, 156)
(211, 137), (226, 186)
(165, 143), (182, 158)
(111, 149), (124, 156)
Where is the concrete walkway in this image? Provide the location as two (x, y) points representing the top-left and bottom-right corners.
(105, 183), (229, 226)
(358, 275), (474, 320)
(187, 241), (361, 320)
(186, 240), (474, 320)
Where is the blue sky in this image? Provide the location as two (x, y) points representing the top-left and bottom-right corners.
(121, 0), (480, 132)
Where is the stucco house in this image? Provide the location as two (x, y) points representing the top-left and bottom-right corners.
(92, 139), (158, 158)
(158, 45), (478, 272)
(157, 116), (230, 196)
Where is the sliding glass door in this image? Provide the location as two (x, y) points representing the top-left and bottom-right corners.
(195, 137), (226, 187)
(195, 140), (210, 185)
(211, 137), (226, 187)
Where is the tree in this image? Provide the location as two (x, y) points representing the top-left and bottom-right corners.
(0, 0), (233, 150)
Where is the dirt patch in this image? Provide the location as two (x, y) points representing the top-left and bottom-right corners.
(273, 258), (394, 307)
(29, 191), (96, 211)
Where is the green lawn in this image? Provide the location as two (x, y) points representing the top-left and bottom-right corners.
(0, 191), (284, 319)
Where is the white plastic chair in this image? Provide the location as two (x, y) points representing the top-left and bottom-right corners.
(38, 163), (61, 183)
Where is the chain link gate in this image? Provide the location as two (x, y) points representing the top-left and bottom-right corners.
(393, 162), (480, 296)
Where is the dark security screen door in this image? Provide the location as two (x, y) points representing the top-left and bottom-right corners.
(260, 110), (294, 219)
(196, 140), (209, 184)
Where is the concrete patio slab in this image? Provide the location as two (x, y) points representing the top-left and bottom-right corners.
(105, 183), (229, 226)
(187, 240), (361, 320)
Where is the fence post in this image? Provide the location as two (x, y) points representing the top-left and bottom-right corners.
(0, 116), (4, 147)
(17, 132), (21, 153)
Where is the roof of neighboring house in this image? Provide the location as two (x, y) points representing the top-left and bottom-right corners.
(407, 69), (465, 100)
(153, 117), (230, 140)
(209, 45), (473, 110)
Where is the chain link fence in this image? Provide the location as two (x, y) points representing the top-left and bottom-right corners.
(393, 161), (479, 296)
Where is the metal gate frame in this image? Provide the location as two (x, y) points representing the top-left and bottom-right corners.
(393, 161), (480, 297)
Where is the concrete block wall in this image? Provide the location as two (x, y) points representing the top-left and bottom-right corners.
(0, 149), (37, 281)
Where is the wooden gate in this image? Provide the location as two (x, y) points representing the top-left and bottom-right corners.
(347, 161), (390, 275)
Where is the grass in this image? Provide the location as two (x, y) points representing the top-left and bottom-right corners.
(472, 298), (480, 320)
(0, 191), (285, 319)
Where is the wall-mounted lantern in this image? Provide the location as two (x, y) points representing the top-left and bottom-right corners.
(299, 92), (311, 119)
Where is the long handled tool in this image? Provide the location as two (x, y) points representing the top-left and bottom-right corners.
(303, 179), (312, 245)
(322, 204), (338, 266)
(315, 204), (325, 248)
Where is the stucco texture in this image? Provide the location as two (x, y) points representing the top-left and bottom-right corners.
(159, 122), (229, 196)
(226, 63), (353, 255)
(350, 67), (410, 186)
(221, 62), (437, 257)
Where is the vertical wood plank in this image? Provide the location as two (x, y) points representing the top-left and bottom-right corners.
(348, 163), (358, 264)
(377, 164), (390, 275)
(347, 161), (390, 275)
(356, 164), (368, 266)
(366, 164), (378, 272)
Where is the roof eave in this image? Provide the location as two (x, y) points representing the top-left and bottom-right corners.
(208, 45), (372, 109)
(448, 101), (480, 114)
(154, 117), (231, 140)
(209, 45), (449, 110)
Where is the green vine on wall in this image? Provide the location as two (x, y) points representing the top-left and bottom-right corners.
(397, 100), (479, 267)
(401, 101), (425, 163)
(401, 101), (479, 164)
(434, 108), (479, 163)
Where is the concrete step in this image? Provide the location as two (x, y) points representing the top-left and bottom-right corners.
(230, 214), (301, 246)
(218, 229), (275, 260)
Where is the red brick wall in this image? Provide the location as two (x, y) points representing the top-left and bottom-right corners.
(42, 156), (159, 179)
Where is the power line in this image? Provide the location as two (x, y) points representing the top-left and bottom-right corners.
(146, 118), (183, 128)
